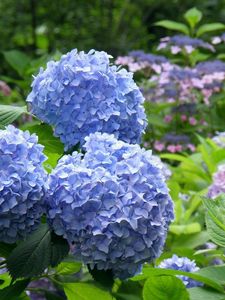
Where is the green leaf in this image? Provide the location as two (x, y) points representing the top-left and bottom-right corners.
(0, 279), (30, 300)
(50, 231), (70, 268)
(132, 266), (224, 292)
(170, 223), (201, 235)
(203, 196), (225, 247)
(63, 282), (115, 300)
(0, 273), (11, 290)
(184, 8), (202, 29)
(114, 281), (142, 300)
(197, 23), (225, 37)
(0, 105), (27, 126)
(155, 20), (189, 35)
(143, 275), (189, 300)
(172, 231), (209, 249)
(6, 224), (69, 280)
(3, 50), (31, 77)
(6, 224), (51, 279)
(189, 287), (225, 300)
(88, 266), (114, 289)
(0, 243), (16, 258)
(25, 124), (64, 154)
(56, 259), (82, 275)
(196, 265), (225, 285)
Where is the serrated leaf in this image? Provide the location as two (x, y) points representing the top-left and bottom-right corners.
(203, 196), (225, 247)
(0, 105), (27, 126)
(50, 232), (70, 268)
(197, 23), (225, 37)
(155, 20), (189, 35)
(0, 279), (30, 300)
(63, 282), (115, 300)
(6, 224), (51, 279)
(184, 8), (202, 29)
(143, 275), (189, 300)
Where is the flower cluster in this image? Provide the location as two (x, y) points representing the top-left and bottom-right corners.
(158, 255), (202, 288)
(153, 133), (196, 153)
(208, 164), (225, 199)
(144, 60), (225, 105)
(115, 50), (167, 74)
(0, 125), (47, 243)
(27, 49), (146, 150)
(212, 131), (225, 148)
(46, 132), (174, 279)
(157, 35), (215, 54)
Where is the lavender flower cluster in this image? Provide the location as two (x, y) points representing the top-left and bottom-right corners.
(115, 50), (167, 74)
(27, 49), (146, 150)
(46, 132), (174, 279)
(158, 35), (215, 54)
(208, 164), (225, 199)
(158, 255), (202, 288)
(146, 61), (225, 105)
(0, 125), (47, 243)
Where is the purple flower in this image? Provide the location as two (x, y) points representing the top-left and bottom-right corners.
(158, 255), (203, 288)
(46, 132), (174, 279)
(158, 35), (215, 53)
(27, 49), (146, 150)
(208, 164), (225, 199)
(212, 132), (225, 148)
(0, 125), (47, 243)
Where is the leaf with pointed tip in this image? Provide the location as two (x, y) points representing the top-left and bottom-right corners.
(155, 20), (189, 35)
(0, 105), (27, 126)
(6, 224), (51, 279)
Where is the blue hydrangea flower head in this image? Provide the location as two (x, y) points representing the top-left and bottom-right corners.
(46, 132), (174, 279)
(27, 49), (147, 150)
(0, 125), (47, 243)
(158, 255), (203, 288)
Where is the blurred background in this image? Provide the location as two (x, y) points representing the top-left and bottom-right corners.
(1, 0), (225, 60)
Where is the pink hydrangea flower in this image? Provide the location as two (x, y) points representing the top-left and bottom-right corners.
(189, 117), (197, 126)
(164, 115), (173, 123)
(181, 115), (187, 122)
(187, 144), (196, 152)
(154, 141), (165, 152)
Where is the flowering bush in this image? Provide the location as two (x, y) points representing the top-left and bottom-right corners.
(27, 49), (146, 150)
(0, 125), (47, 243)
(46, 132), (174, 279)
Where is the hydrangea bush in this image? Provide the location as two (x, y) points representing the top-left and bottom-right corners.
(0, 125), (47, 243)
(46, 132), (174, 279)
(27, 49), (146, 150)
